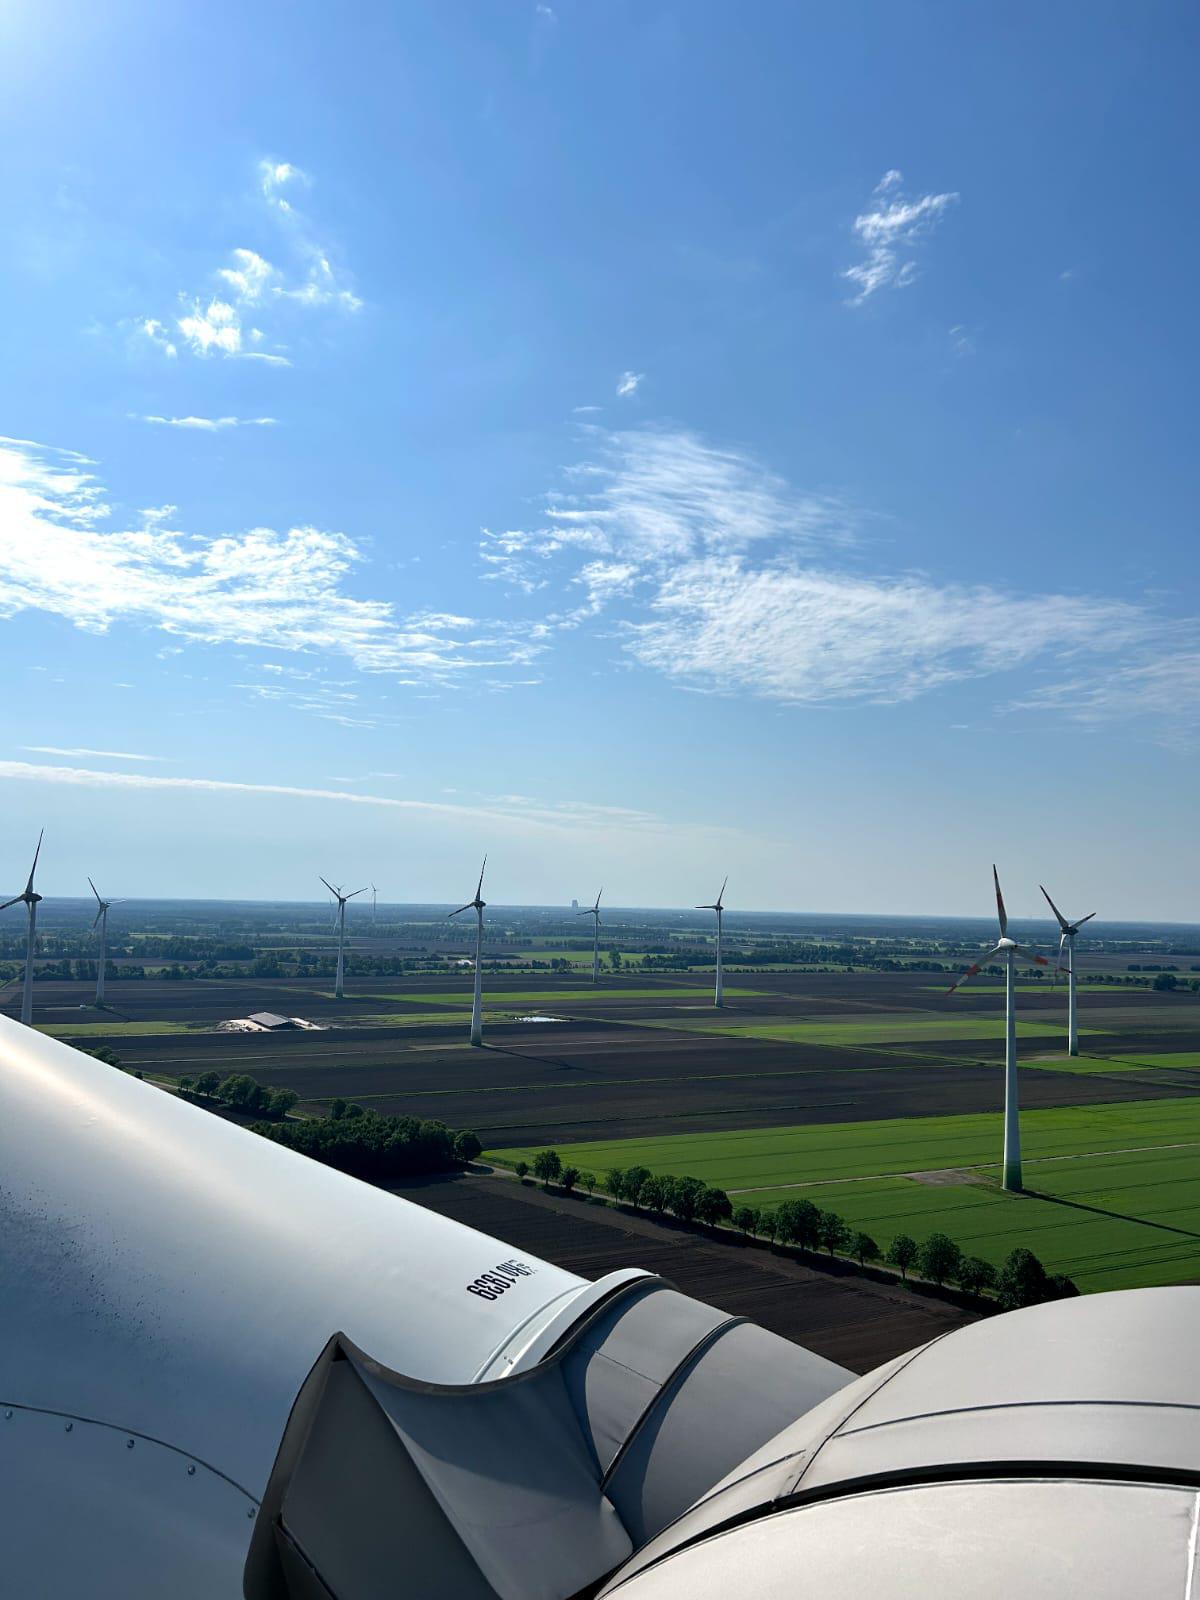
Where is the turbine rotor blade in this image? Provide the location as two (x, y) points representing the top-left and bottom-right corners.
(947, 944), (1005, 995)
(318, 876), (339, 899)
(1075, 911), (1098, 928)
(88, 876), (102, 905)
(1039, 884), (1070, 931)
(346, 887), (367, 900)
(475, 855), (487, 900)
(1012, 945), (1050, 968)
(717, 875), (728, 908)
(92, 906), (104, 930)
(448, 903), (473, 918)
(992, 865), (1008, 938)
(0, 895), (23, 912)
(25, 829), (44, 895)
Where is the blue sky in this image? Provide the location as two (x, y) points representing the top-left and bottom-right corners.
(2, 1), (1198, 917)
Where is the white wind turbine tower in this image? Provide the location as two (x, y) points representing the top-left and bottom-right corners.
(578, 888), (603, 984)
(696, 877), (728, 1009)
(450, 857), (487, 1047)
(948, 866), (1048, 1192)
(1041, 884), (1097, 1058)
(320, 877), (365, 1000)
(88, 877), (123, 1008)
(2, 831), (44, 1026)
(371, 884), (377, 927)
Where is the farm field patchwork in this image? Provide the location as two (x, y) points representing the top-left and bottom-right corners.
(347, 986), (765, 1006)
(37, 1019), (203, 1037)
(490, 1098), (1200, 1291)
(921, 983), (1129, 994)
(634, 1015), (1099, 1046)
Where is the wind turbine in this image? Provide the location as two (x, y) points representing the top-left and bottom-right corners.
(1041, 885), (1097, 1058)
(449, 857), (487, 1047)
(88, 877), (123, 1008)
(2, 831), (44, 1026)
(696, 877), (728, 1008)
(320, 877), (365, 1000)
(578, 889), (603, 984)
(371, 884), (377, 927)
(948, 866), (1048, 1192)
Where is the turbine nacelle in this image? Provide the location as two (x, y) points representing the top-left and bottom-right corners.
(1, 830), (44, 914)
(695, 876), (728, 915)
(320, 876), (366, 910)
(449, 856), (488, 919)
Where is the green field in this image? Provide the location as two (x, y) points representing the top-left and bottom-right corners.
(489, 1098), (1200, 1291)
(641, 1015), (1095, 1046)
(743, 1151), (1200, 1291)
(38, 1020), (204, 1037)
(1029, 1051), (1200, 1077)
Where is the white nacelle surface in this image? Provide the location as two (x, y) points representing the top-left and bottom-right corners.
(0, 1017), (618, 1595)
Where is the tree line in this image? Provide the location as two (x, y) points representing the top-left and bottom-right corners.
(254, 1106), (480, 1182)
(520, 1152), (1078, 1311)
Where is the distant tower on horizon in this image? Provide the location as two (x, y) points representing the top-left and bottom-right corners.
(571, 898), (579, 910)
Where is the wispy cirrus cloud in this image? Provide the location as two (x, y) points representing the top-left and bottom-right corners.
(0, 437), (540, 695)
(142, 415), (277, 431)
(0, 759), (722, 843)
(626, 558), (1145, 705)
(20, 745), (164, 762)
(138, 158), (360, 367)
(616, 370), (643, 397)
(843, 169), (958, 304)
(1008, 654), (1200, 746)
(477, 422), (1184, 724)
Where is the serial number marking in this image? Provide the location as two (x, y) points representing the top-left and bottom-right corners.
(465, 1258), (537, 1301)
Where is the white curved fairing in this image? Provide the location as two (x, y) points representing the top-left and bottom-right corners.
(0, 1017), (601, 1591)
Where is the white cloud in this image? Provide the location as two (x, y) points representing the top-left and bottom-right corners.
(0, 437), (541, 691)
(626, 558), (1145, 705)
(616, 371), (643, 397)
(20, 745), (163, 762)
(1010, 654), (1200, 743)
(177, 297), (242, 356)
(142, 415), (277, 431)
(272, 253), (362, 312)
(843, 170), (958, 304)
(949, 324), (975, 357)
(139, 159), (358, 367)
(0, 759), (711, 841)
(259, 160), (308, 211)
(139, 318), (177, 358)
(217, 247), (275, 302)
(477, 422), (1185, 722)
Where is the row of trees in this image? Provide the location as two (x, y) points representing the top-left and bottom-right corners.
(254, 1109), (480, 1182)
(522, 1151), (737, 1225)
(179, 1071), (299, 1119)
(522, 1154), (1078, 1310)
